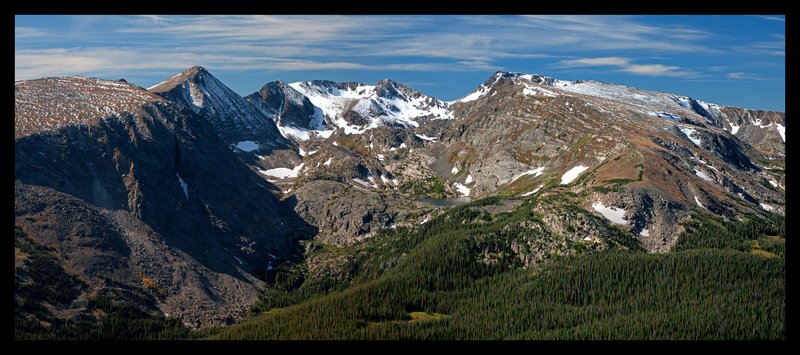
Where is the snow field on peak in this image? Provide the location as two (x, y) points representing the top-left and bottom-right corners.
(287, 80), (452, 137)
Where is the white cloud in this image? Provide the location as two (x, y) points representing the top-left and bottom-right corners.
(726, 72), (763, 80)
(559, 57), (629, 67)
(756, 15), (785, 22)
(727, 72), (745, 79)
(15, 26), (51, 38)
(557, 56), (697, 77)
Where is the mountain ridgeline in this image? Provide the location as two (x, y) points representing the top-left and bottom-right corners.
(15, 66), (785, 340)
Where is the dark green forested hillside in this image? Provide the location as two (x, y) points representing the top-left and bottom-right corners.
(204, 197), (785, 340)
(16, 194), (785, 340)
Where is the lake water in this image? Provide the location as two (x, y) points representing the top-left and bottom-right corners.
(418, 197), (472, 207)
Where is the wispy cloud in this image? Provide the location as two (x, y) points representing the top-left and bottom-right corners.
(755, 15), (785, 22)
(726, 72), (764, 80)
(557, 57), (698, 77)
(14, 26), (52, 38)
(14, 46), (491, 81)
(14, 15), (782, 85)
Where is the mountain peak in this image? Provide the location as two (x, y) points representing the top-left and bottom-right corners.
(148, 65), (212, 93)
(148, 66), (290, 148)
(182, 65), (209, 79)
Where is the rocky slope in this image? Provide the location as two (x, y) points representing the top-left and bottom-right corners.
(149, 66), (292, 153)
(15, 76), (313, 328)
(235, 70), (784, 251)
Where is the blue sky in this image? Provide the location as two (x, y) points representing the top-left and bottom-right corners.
(15, 15), (785, 111)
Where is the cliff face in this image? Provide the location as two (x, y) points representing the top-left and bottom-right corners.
(15, 76), (314, 328)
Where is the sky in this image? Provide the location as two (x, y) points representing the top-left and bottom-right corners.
(15, 15), (785, 111)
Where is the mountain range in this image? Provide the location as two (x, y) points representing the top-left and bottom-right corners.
(14, 66), (785, 339)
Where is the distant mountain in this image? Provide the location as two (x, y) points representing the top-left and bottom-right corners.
(246, 78), (452, 141)
(455, 71), (785, 156)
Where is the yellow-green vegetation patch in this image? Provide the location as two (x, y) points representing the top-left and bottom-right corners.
(367, 311), (450, 327)
(15, 247), (28, 261)
(751, 249), (778, 258)
(408, 311), (449, 323)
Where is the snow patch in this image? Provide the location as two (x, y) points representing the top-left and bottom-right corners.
(729, 122), (740, 135)
(332, 141), (339, 146)
(415, 134), (437, 141)
(521, 185), (543, 197)
(451, 166), (459, 174)
(768, 180), (778, 188)
(512, 167), (545, 182)
(323, 158), (333, 166)
(694, 168), (713, 182)
(649, 112), (682, 122)
(694, 196), (709, 211)
(561, 165), (588, 185)
(259, 163), (304, 179)
(776, 123), (785, 142)
(679, 126), (702, 147)
(759, 203), (774, 212)
(233, 255), (244, 265)
(640, 228), (650, 237)
(234, 141), (260, 152)
(176, 173), (189, 199)
(676, 96), (691, 109)
(458, 76), (501, 103)
(523, 86), (557, 98)
(465, 174), (473, 184)
(188, 81), (204, 108)
(453, 182), (471, 196)
(278, 125), (312, 141)
(591, 202), (629, 225)
(352, 178), (377, 189)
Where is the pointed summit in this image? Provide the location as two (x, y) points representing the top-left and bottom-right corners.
(246, 80), (325, 132)
(148, 65), (209, 93)
(149, 66), (290, 150)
